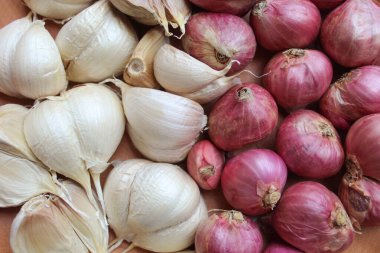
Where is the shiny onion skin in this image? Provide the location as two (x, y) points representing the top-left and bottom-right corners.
(222, 149), (287, 216)
(310, 0), (345, 9)
(182, 13), (256, 75)
(264, 242), (303, 253)
(195, 210), (264, 253)
(208, 83), (278, 151)
(187, 140), (224, 190)
(339, 167), (380, 229)
(250, 0), (321, 51)
(276, 110), (344, 179)
(264, 49), (333, 111)
(188, 0), (257, 16)
(273, 182), (354, 253)
(346, 114), (380, 181)
(320, 66), (380, 130)
(321, 0), (380, 68)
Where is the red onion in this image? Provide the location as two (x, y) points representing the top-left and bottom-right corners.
(189, 0), (257, 16)
(182, 13), (256, 75)
(222, 149), (287, 216)
(320, 65), (380, 130)
(264, 242), (302, 253)
(321, 0), (380, 68)
(310, 0), (345, 9)
(250, 0), (321, 51)
(276, 110), (344, 179)
(195, 210), (264, 253)
(208, 83), (278, 151)
(273, 181), (354, 253)
(187, 140), (224, 190)
(339, 167), (380, 229)
(264, 49), (333, 111)
(346, 113), (380, 181)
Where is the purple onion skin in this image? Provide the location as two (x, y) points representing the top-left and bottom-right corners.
(276, 110), (344, 179)
(311, 0), (345, 9)
(321, 0), (380, 68)
(264, 242), (303, 253)
(195, 211), (264, 253)
(273, 181), (354, 253)
(320, 66), (380, 130)
(189, 0), (257, 16)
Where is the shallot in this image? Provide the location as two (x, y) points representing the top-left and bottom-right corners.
(188, 0), (256, 16)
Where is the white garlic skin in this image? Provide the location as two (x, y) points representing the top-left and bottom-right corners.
(104, 159), (208, 252)
(24, 0), (94, 20)
(56, 0), (138, 83)
(0, 15), (67, 99)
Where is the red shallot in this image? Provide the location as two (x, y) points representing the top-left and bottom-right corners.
(273, 181), (354, 253)
(188, 0), (257, 16)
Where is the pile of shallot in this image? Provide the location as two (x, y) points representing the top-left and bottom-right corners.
(0, 0), (380, 252)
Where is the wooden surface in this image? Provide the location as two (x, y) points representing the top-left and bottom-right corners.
(0, 1), (380, 252)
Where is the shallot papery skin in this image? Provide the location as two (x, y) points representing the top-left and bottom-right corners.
(339, 168), (380, 229)
(250, 0), (321, 51)
(195, 210), (263, 253)
(187, 140), (224, 190)
(310, 0), (345, 9)
(188, 0), (257, 16)
(346, 114), (380, 181)
(276, 110), (344, 179)
(208, 83), (278, 151)
(264, 49), (333, 111)
(182, 12), (256, 75)
(222, 149), (287, 216)
(320, 65), (380, 130)
(321, 0), (380, 68)
(263, 242), (303, 253)
(273, 181), (354, 253)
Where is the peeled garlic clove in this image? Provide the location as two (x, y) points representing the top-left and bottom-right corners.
(154, 44), (234, 93)
(24, 84), (125, 207)
(115, 80), (207, 163)
(104, 159), (207, 252)
(124, 27), (167, 89)
(0, 104), (37, 161)
(0, 151), (61, 207)
(56, 0), (138, 83)
(0, 15), (67, 99)
(10, 195), (88, 253)
(56, 180), (108, 253)
(24, 0), (94, 20)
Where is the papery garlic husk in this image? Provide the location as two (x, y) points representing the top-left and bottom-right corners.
(56, 180), (108, 253)
(104, 159), (208, 252)
(109, 0), (191, 36)
(24, 83), (125, 209)
(179, 75), (242, 104)
(123, 27), (167, 89)
(24, 0), (94, 20)
(56, 0), (138, 83)
(0, 14), (67, 99)
(10, 194), (88, 253)
(154, 44), (235, 93)
(114, 79), (207, 163)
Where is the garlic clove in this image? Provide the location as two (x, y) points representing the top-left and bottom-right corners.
(0, 151), (61, 207)
(109, 0), (158, 25)
(163, 0), (191, 36)
(154, 44), (235, 93)
(123, 27), (167, 89)
(24, 0), (94, 20)
(56, 180), (108, 253)
(56, 0), (138, 83)
(10, 194), (88, 253)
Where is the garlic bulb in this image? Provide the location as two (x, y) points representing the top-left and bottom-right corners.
(10, 194), (88, 253)
(0, 14), (67, 99)
(124, 27), (167, 89)
(109, 0), (191, 36)
(24, 84), (125, 208)
(104, 159), (208, 252)
(154, 44), (234, 93)
(115, 79), (207, 163)
(56, 0), (138, 83)
(24, 0), (94, 20)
